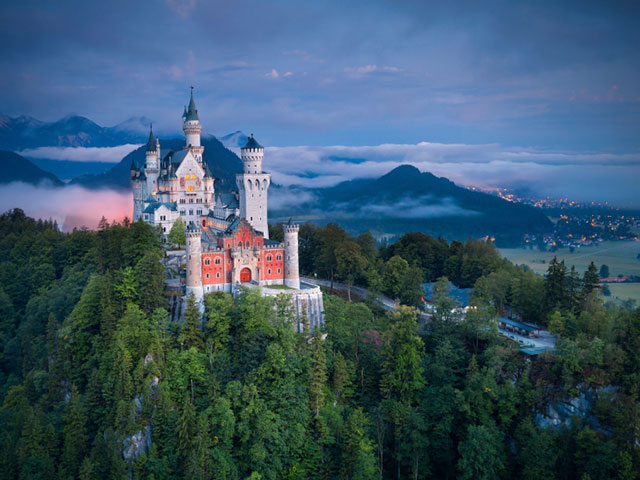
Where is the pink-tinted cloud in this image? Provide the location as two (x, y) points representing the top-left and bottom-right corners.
(0, 183), (132, 231)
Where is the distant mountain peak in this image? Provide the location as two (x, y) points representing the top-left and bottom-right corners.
(219, 130), (248, 149)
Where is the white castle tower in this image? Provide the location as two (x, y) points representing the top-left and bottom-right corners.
(185, 222), (204, 302)
(283, 219), (300, 289)
(182, 87), (204, 163)
(144, 125), (160, 198)
(236, 134), (271, 238)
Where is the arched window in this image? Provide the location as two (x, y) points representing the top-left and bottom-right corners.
(267, 255), (272, 261)
(204, 258), (211, 266)
(215, 258), (221, 265)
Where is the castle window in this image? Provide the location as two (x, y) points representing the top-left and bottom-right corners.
(205, 273), (209, 279)
(268, 269), (271, 275)
(277, 268), (281, 274)
(197, 209), (202, 215)
(276, 255), (282, 261)
(245, 241), (250, 248)
(180, 209), (185, 215)
(216, 273), (220, 278)
(215, 258), (221, 265)
(267, 255), (272, 261)
(204, 259), (210, 265)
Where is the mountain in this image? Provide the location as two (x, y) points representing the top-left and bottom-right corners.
(28, 158), (113, 181)
(219, 130), (249, 149)
(0, 113), (152, 150)
(70, 136), (243, 191)
(0, 150), (64, 186)
(270, 165), (552, 245)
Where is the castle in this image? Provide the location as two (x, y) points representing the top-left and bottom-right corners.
(131, 89), (324, 330)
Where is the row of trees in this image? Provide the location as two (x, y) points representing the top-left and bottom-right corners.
(270, 223), (505, 306)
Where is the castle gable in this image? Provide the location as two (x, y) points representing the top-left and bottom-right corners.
(174, 150), (204, 179)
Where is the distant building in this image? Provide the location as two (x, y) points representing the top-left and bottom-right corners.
(132, 89), (324, 330)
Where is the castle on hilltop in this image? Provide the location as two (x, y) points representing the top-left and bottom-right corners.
(131, 89), (324, 330)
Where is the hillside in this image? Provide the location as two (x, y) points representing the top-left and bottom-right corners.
(0, 113), (151, 150)
(70, 136), (243, 191)
(271, 165), (552, 245)
(0, 150), (64, 186)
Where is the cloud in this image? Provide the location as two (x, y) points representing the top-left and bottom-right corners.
(358, 196), (479, 219)
(344, 64), (402, 78)
(265, 69), (280, 79)
(0, 183), (131, 231)
(165, 0), (198, 19)
(264, 142), (640, 207)
(269, 186), (318, 210)
(19, 144), (140, 163)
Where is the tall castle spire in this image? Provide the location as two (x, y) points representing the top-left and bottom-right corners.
(146, 123), (155, 152)
(182, 87), (203, 160)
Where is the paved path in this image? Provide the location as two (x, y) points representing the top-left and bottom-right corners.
(301, 277), (397, 312)
(498, 326), (556, 350)
(300, 277), (431, 323)
(302, 277), (556, 350)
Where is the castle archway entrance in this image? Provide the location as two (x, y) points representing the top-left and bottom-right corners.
(240, 268), (251, 283)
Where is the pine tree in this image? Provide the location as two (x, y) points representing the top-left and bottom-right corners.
(60, 385), (89, 479)
(332, 351), (352, 403)
(544, 257), (568, 315)
(309, 328), (328, 416)
(380, 307), (425, 406)
(341, 408), (377, 480)
(180, 292), (203, 349)
(582, 262), (600, 298)
(177, 394), (196, 465)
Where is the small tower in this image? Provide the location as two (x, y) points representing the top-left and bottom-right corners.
(283, 218), (300, 289)
(131, 159), (144, 222)
(237, 134), (271, 238)
(185, 222), (204, 303)
(145, 124), (159, 198)
(183, 87), (204, 161)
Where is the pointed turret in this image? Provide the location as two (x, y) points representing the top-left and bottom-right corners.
(185, 87), (199, 121)
(182, 87), (203, 153)
(146, 124), (155, 152)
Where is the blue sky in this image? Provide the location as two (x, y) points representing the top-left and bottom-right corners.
(2, 0), (639, 151)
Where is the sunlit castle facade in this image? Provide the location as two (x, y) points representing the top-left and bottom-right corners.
(131, 89), (324, 330)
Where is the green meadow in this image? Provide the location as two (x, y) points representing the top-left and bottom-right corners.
(499, 240), (640, 305)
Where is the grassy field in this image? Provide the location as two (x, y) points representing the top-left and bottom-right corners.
(499, 240), (640, 276)
(605, 283), (640, 307)
(499, 240), (640, 305)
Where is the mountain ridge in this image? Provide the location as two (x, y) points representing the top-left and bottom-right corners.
(0, 113), (154, 150)
(69, 136), (244, 192)
(271, 164), (552, 245)
(0, 150), (64, 187)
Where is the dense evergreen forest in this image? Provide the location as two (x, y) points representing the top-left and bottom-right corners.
(0, 209), (638, 479)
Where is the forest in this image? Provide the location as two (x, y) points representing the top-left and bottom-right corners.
(0, 209), (639, 479)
